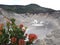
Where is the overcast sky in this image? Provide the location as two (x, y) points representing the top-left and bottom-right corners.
(0, 0), (60, 10)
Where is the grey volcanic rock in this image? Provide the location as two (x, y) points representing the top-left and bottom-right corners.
(52, 29), (60, 38)
(44, 29), (60, 45)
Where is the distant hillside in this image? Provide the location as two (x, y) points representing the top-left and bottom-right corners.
(0, 4), (56, 14)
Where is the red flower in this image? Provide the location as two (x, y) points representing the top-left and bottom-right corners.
(18, 39), (26, 45)
(28, 34), (37, 42)
(19, 24), (24, 29)
(11, 37), (17, 44)
(0, 24), (4, 31)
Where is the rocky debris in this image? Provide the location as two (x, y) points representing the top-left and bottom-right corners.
(44, 29), (60, 45)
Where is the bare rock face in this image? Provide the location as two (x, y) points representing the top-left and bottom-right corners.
(52, 29), (60, 38)
(44, 29), (60, 45)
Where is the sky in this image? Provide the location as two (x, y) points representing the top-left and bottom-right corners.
(0, 0), (60, 10)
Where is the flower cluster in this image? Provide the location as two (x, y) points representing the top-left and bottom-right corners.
(28, 34), (37, 43)
(0, 18), (37, 45)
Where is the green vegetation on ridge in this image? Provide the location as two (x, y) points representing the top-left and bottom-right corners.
(0, 4), (55, 14)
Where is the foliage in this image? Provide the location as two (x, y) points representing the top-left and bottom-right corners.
(0, 18), (37, 45)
